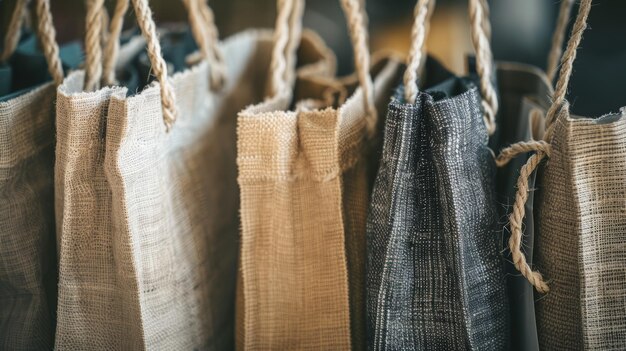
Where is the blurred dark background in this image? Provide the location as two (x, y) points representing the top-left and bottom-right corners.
(2, 0), (626, 116)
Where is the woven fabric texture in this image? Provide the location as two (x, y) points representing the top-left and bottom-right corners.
(493, 62), (552, 351)
(0, 83), (58, 350)
(366, 68), (509, 350)
(236, 57), (402, 350)
(54, 29), (335, 350)
(535, 105), (626, 350)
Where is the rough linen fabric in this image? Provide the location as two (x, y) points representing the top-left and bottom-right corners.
(494, 63), (551, 351)
(366, 74), (509, 350)
(0, 83), (57, 350)
(236, 58), (402, 350)
(54, 30), (335, 350)
(535, 105), (626, 350)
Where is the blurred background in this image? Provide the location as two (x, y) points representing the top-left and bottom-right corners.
(2, 0), (626, 116)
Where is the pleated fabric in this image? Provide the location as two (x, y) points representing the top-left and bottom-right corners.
(366, 64), (509, 350)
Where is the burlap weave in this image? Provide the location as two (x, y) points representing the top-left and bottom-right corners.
(0, 83), (57, 350)
(54, 29), (335, 350)
(0, 32), (83, 349)
(236, 56), (403, 350)
(535, 104), (626, 350)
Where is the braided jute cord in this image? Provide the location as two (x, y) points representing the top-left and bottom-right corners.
(196, 0), (227, 90)
(1, 0), (29, 63)
(479, 0), (491, 42)
(403, 0), (433, 104)
(102, 0), (129, 86)
(34, 0), (63, 86)
(469, 0), (498, 135)
(84, 0), (105, 91)
(182, 0), (225, 90)
(340, 0), (377, 135)
(547, 0), (575, 83)
(269, 0), (296, 97)
(495, 140), (551, 167)
(496, 0), (592, 293)
(283, 0), (305, 91)
(130, 0), (178, 130)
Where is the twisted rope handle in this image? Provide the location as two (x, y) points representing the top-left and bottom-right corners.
(496, 0), (592, 293)
(269, 0), (376, 132)
(403, 0), (497, 135)
(283, 0), (305, 92)
(130, 0), (177, 129)
(269, 0), (298, 97)
(1, 0), (29, 63)
(102, 0), (129, 86)
(196, 0), (227, 90)
(34, 0), (63, 86)
(545, 0), (591, 139)
(84, 0), (105, 91)
(469, 0), (497, 135)
(403, 0), (434, 104)
(340, 0), (377, 134)
(546, 0), (575, 83)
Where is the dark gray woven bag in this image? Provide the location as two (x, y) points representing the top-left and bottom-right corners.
(367, 72), (509, 351)
(366, 1), (509, 348)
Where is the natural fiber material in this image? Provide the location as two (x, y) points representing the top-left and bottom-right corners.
(54, 29), (335, 350)
(0, 83), (58, 350)
(0, 2), (68, 348)
(366, 60), (509, 350)
(237, 56), (402, 351)
(534, 105), (626, 350)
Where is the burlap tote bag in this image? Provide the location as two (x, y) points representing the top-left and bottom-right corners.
(236, 0), (403, 349)
(54, 0), (335, 348)
(0, 1), (71, 348)
(366, 0), (511, 349)
(499, 1), (626, 349)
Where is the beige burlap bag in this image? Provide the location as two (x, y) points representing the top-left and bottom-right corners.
(236, 0), (403, 349)
(0, 1), (64, 349)
(54, 0), (335, 349)
(499, 1), (626, 349)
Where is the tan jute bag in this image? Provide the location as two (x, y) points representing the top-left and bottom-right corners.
(499, 0), (626, 349)
(236, 0), (403, 349)
(54, 0), (335, 349)
(0, 1), (65, 349)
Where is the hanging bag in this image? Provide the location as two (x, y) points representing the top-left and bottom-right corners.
(499, 0), (626, 349)
(236, 0), (404, 349)
(54, 0), (335, 348)
(366, 0), (509, 349)
(0, 1), (66, 348)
